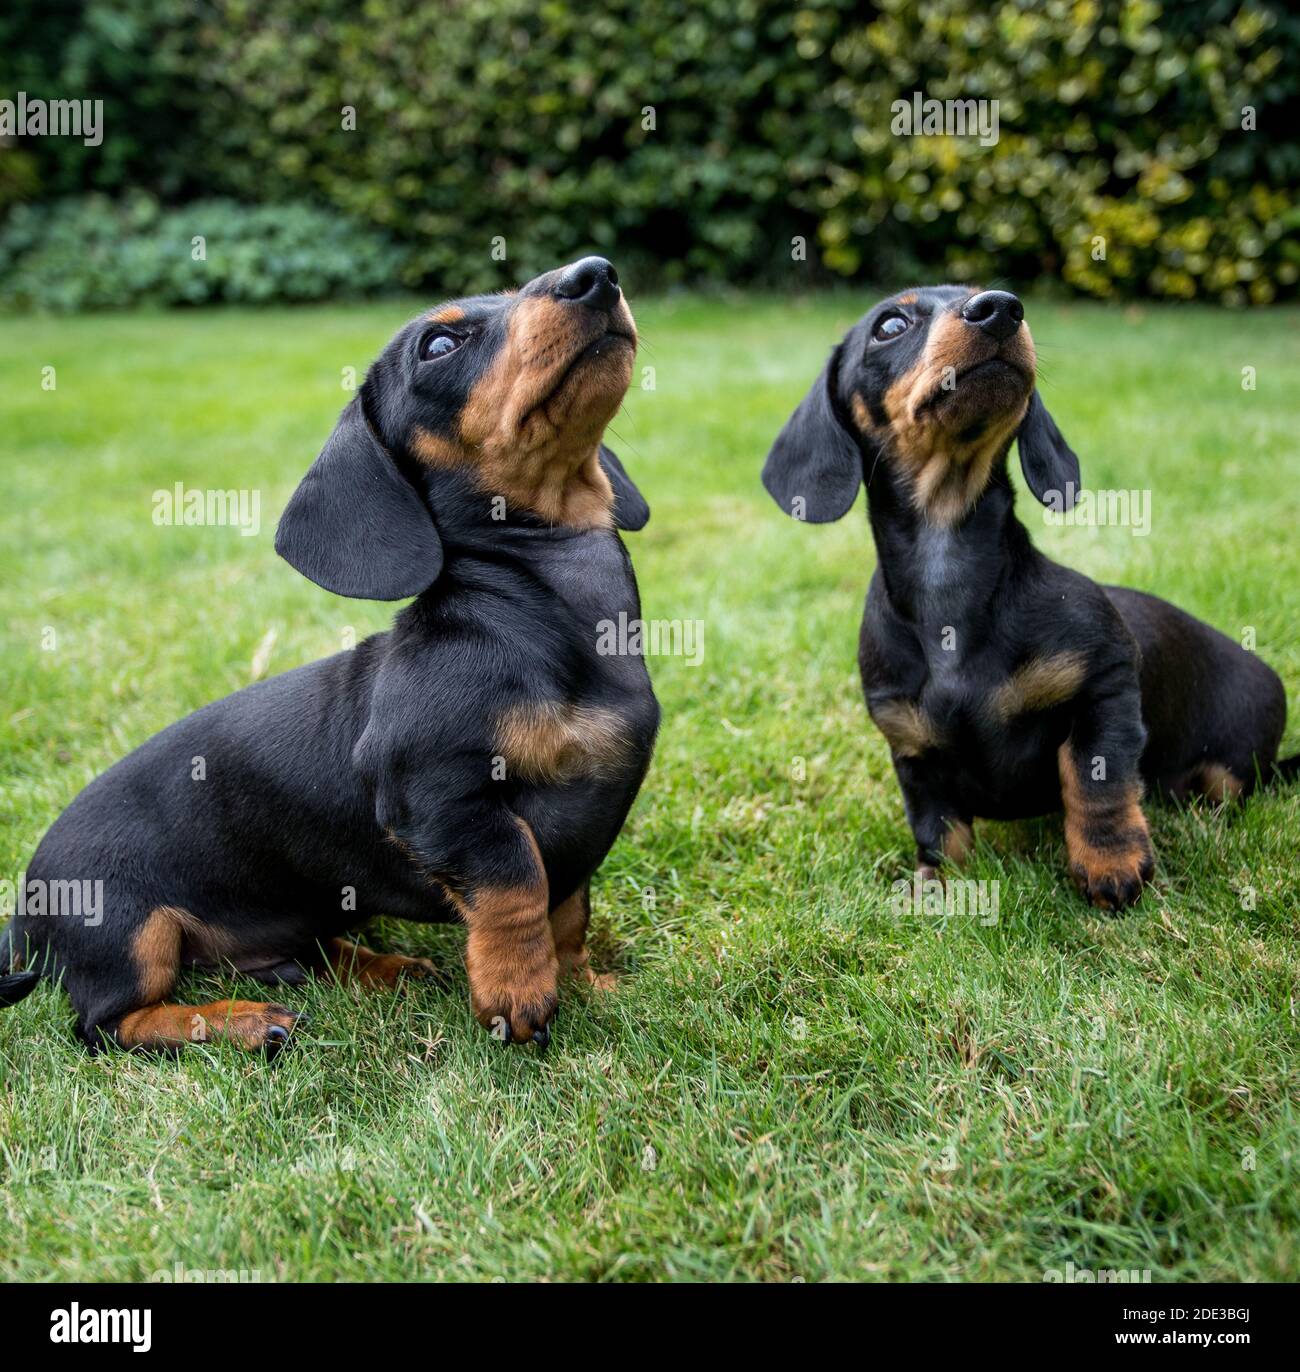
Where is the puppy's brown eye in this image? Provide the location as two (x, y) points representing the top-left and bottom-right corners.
(873, 313), (909, 341)
(420, 331), (461, 361)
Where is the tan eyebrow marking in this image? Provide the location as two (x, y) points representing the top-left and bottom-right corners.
(427, 305), (465, 324)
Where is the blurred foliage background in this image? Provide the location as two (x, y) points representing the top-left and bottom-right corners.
(1, 0), (1296, 308)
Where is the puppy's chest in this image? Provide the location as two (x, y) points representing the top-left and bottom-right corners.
(544, 537), (644, 654)
(497, 536), (658, 786)
(870, 634), (1085, 766)
(905, 659), (992, 751)
(538, 534), (654, 699)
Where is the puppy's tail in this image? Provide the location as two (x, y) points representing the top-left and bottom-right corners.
(1271, 753), (1300, 786)
(0, 923), (40, 1008)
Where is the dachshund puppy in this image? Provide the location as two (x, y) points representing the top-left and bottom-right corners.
(763, 286), (1296, 910)
(3, 257), (658, 1048)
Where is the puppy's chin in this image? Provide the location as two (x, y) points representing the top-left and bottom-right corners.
(937, 360), (1031, 441)
(547, 335), (635, 433)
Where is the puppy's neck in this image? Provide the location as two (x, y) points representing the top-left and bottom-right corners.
(410, 466), (622, 603)
(866, 458), (1031, 627)
(411, 509), (635, 630)
(410, 430), (614, 531)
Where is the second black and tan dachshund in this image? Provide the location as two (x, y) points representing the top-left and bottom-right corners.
(763, 285), (1297, 910)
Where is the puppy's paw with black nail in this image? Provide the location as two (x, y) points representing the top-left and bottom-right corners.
(1070, 843), (1155, 912)
(475, 994), (557, 1047)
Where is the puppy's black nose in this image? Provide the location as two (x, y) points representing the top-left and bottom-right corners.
(553, 256), (621, 312)
(962, 290), (1024, 342)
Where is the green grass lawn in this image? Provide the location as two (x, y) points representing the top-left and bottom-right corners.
(1, 293), (1298, 1282)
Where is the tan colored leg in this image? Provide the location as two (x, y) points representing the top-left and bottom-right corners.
(1059, 744), (1154, 910)
(550, 884), (617, 990)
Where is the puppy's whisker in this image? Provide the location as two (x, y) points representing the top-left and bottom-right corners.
(604, 419), (648, 464)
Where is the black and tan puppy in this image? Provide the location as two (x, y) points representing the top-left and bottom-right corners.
(2, 256), (658, 1048)
(763, 285), (1297, 909)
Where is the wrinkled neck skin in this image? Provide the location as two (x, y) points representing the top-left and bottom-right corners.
(864, 443), (1033, 635)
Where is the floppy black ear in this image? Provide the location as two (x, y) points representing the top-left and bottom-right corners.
(276, 396), (443, 600)
(1017, 389), (1081, 510)
(599, 443), (650, 531)
(761, 349), (863, 522)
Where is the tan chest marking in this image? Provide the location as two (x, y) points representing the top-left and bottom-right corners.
(413, 426), (615, 530)
(496, 701), (630, 782)
(870, 698), (941, 758)
(989, 651), (1087, 720)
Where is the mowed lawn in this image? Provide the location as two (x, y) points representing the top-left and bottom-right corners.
(1, 293), (1298, 1282)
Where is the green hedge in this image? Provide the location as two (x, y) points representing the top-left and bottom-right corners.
(151, 0), (830, 292)
(2, 0), (1296, 304)
(0, 194), (409, 310)
(811, 0), (1300, 305)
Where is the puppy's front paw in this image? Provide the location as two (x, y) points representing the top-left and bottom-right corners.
(246, 1002), (303, 1053)
(1069, 841), (1155, 912)
(1061, 766), (1154, 912)
(324, 938), (442, 990)
(474, 992), (558, 1048)
(467, 940), (558, 1048)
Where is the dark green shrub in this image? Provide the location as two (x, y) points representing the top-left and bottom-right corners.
(810, 0), (1300, 306)
(153, 0), (832, 293)
(0, 194), (410, 310)
(155, 0), (1300, 303)
(2, 0), (1295, 303)
(0, 0), (205, 209)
